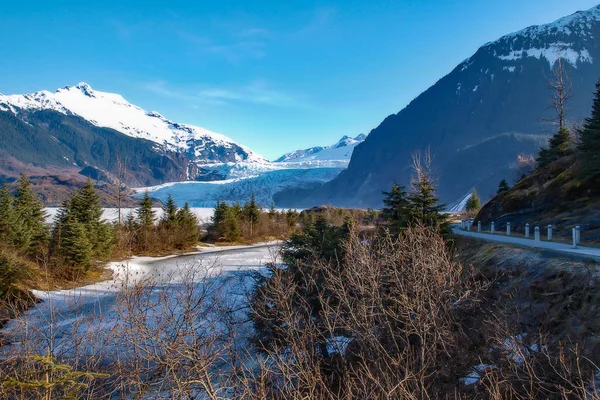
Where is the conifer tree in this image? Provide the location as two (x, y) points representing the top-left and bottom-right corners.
(160, 194), (179, 231)
(212, 200), (230, 240)
(69, 179), (113, 258)
(465, 189), (481, 213)
(286, 209), (299, 230)
(244, 193), (261, 237)
(60, 215), (93, 275)
(0, 183), (17, 246)
(380, 184), (410, 235)
(136, 191), (155, 250)
(408, 172), (449, 234)
(175, 202), (199, 248)
(578, 79), (600, 176)
(137, 191), (155, 231)
(13, 175), (48, 253)
(225, 210), (241, 242)
(497, 179), (510, 195)
(50, 200), (70, 253)
(269, 201), (277, 218)
(537, 127), (573, 167)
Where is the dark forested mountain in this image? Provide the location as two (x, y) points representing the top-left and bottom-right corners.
(0, 83), (266, 189)
(0, 109), (196, 187)
(285, 4), (600, 208)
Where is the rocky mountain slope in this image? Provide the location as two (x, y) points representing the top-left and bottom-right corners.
(289, 4), (600, 208)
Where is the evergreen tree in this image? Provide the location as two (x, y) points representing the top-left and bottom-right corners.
(537, 127), (573, 167)
(60, 215), (93, 275)
(286, 209), (299, 230)
(212, 200), (230, 240)
(244, 193), (261, 237)
(465, 189), (481, 212)
(175, 203), (199, 248)
(408, 173), (449, 234)
(252, 216), (345, 354)
(50, 200), (70, 253)
(0, 183), (17, 247)
(137, 191), (155, 230)
(136, 191), (155, 250)
(380, 184), (411, 235)
(69, 179), (113, 258)
(160, 194), (179, 233)
(497, 179), (510, 195)
(224, 210), (241, 242)
(13, 175), (48, 254)
(578, 79), (600, 176)
(269, 201), (277, 218)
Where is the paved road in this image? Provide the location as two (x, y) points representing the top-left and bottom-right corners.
(453, 226), (600, 261)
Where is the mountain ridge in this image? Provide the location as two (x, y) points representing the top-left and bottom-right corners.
(0, 82), (267, 166)
(285, 3), (600, 209)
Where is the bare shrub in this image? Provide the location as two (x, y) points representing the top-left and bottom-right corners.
(245, 225), (480, 398)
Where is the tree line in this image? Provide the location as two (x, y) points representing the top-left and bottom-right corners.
(210, 194), (298, 242)
(0, 179), (202, 298)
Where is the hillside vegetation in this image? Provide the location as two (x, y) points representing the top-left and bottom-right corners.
(476, 79), (600, 241)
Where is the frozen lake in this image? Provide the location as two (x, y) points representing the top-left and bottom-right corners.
(44, 207), (217, 225)
(43, 207), (298, 225)
(1, 243), (280, 379)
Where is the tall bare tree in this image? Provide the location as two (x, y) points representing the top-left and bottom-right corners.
(115, 155), (127, 224)
(548, 57), (573, 130)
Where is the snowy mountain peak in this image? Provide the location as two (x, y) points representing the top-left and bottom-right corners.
(0, 83), (267, 165)
(459, 4), (600, 71)
(274, 134), (367, 163)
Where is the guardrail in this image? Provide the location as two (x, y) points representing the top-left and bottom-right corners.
(460, 220), (582, 249)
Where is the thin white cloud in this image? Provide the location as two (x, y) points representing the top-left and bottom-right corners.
(198, 80), (303, 107)
(142, 80), (305, 108)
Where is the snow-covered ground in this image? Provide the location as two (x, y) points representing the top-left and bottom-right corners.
(2, 243), (279, 365)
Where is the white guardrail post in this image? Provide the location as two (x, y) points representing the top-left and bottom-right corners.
(478, 221), (481, 232)
(525, 223), (530, 238)
(572, 228), (577, 248)
(491, 222), (495, 235)
(506, 222), (511, 236)
(534, 226), (540, 246)
(547, 224), (552, 241)
(467, 222), (471, 231)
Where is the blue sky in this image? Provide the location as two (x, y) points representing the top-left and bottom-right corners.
(1, 0), (598, 159)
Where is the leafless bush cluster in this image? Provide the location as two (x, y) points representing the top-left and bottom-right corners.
(475, 319), (599, 400)
(247, 225), (481, 398)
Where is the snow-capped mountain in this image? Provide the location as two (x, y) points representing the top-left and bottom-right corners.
(0, 83), (266, 165)
(0, 82), (353, 205)
(274, 134), (366, 163)
(288, 4), (600, 208)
